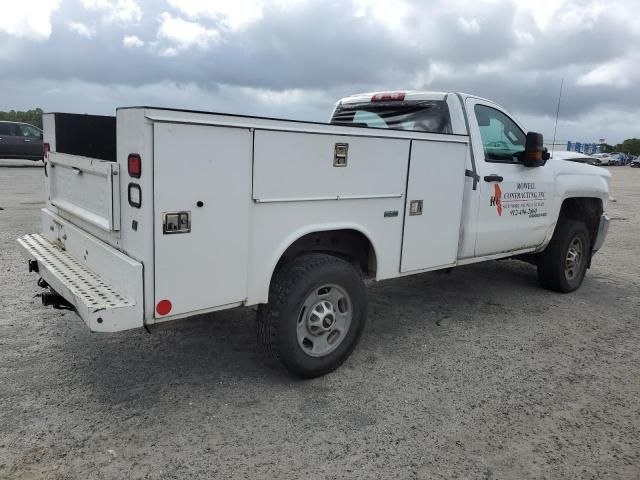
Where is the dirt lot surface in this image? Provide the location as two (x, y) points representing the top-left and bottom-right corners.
(0, 166), (638, 479)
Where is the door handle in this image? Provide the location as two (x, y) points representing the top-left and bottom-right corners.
(484, 174), (504, 182)
(24, 139), (32, 142)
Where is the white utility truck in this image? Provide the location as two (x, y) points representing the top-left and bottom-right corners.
(18, 91), (610, 377)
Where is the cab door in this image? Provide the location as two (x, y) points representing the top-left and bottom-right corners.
(16, 124), (43, 158)
(467, 98), (554, 256)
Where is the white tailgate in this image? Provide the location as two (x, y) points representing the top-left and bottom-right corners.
(49, 153), (120, 231)
(153, 123), (252, 318)
(401, 140), (467, 273)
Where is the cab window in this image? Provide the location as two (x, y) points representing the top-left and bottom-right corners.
(474, 104), (525, 162)
(0, 123), (17, 136)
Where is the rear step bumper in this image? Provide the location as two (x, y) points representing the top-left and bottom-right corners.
(17, 233), (143, 332)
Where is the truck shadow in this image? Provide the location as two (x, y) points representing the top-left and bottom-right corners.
(72, 258), (612, 407)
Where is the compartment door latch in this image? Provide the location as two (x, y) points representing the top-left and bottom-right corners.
(334, 143), (348, 167)
(163, 211), (191, 234)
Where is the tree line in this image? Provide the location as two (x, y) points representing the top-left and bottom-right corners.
(0, 108), (44, 129)
(600, 138), (640, 156)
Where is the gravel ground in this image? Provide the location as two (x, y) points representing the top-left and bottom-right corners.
(0, 166), (638, 479)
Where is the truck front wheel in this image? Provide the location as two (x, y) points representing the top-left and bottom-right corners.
(537, 219), (591, 293)
(257, 253), (367, 378)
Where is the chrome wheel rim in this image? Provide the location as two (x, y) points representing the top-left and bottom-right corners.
(296, 284), (352, 357)
(565, 236), (584, 281)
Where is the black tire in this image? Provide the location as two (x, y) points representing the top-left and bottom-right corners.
(257, 253), (367, 378)
(537, 219), (591, 293)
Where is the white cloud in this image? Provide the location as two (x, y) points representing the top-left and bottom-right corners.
(68, 22), (96, 38)
(80, 0), (142, 24)
(168, 0), (306, 30)
(123, 35), (145, 47)
(577, 56), (637, 88)
(353, 0), (410, 31)
(168, 0), (264, 30)
(157, 13), (220, 50)
(0, 0), (60, 40)
(458, 17), (480, 35)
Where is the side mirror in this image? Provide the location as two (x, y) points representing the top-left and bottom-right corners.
(519, 131), (550, 167)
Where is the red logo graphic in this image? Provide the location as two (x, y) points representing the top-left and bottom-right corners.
(489, 184), (502, 216)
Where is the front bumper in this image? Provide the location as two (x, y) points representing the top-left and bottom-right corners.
(592, 213), (609, 254)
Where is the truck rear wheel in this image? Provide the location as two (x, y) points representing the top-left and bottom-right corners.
(257, 253), (367, 378)
(537, 219), (591, 293)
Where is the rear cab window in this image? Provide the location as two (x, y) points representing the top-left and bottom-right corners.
(331, 100), (452, 134)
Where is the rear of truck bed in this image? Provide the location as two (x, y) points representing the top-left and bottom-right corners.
(19, 105), (470, 333)
(18, 112), (145, 332)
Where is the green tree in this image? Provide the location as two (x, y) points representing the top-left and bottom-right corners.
(599, 143), (614, 153)
(0, 108), (44, 129)
(614, 138), (640, 156)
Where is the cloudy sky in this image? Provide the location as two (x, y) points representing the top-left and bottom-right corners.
(0, 0), (638, 143)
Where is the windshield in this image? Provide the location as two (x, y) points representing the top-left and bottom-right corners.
(331, 100), (452, 134)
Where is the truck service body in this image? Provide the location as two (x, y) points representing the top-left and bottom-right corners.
(18, 91), (610, 377)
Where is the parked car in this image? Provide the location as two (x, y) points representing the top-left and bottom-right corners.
(0, 121), (43, 160)
(551, 150), (598, 165)
(591, 153), (611, 166)
(631, 157), (640, 168)
(609, 153), (627, 166)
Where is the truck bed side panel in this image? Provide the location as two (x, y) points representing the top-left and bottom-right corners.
(247, 132), (412, 304)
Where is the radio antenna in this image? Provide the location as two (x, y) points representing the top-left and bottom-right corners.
(551, 77), (564, 158)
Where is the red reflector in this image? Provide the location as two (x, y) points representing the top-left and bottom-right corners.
(371, 92), (406, 102)
(43, 143), (50, 158)
(128, 154), (141, 178)
(156, 300), (172, 316)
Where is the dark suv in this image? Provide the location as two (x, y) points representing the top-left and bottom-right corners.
(0, 121), (43, 161)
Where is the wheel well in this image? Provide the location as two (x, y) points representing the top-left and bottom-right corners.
(558, 197), (603, 248)
(277, 229), (377, 278)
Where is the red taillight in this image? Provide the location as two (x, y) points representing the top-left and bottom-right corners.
(371, 92), (406, 102)
(43, 143), (50, 159)
(128, 154), (141, 178)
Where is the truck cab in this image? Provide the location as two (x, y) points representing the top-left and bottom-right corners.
(331, 91), (610, 261)
(18, 91), (610, 378)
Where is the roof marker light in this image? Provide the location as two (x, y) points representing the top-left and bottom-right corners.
(371, 92), (406, 102)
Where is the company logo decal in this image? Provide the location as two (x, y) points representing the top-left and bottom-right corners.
(489, 182), (548, 218)
(490, 184), (502, 216)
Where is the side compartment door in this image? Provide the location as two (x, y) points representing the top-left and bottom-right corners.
(401, 139), (467, 273)
(153, 123), (251, 317)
